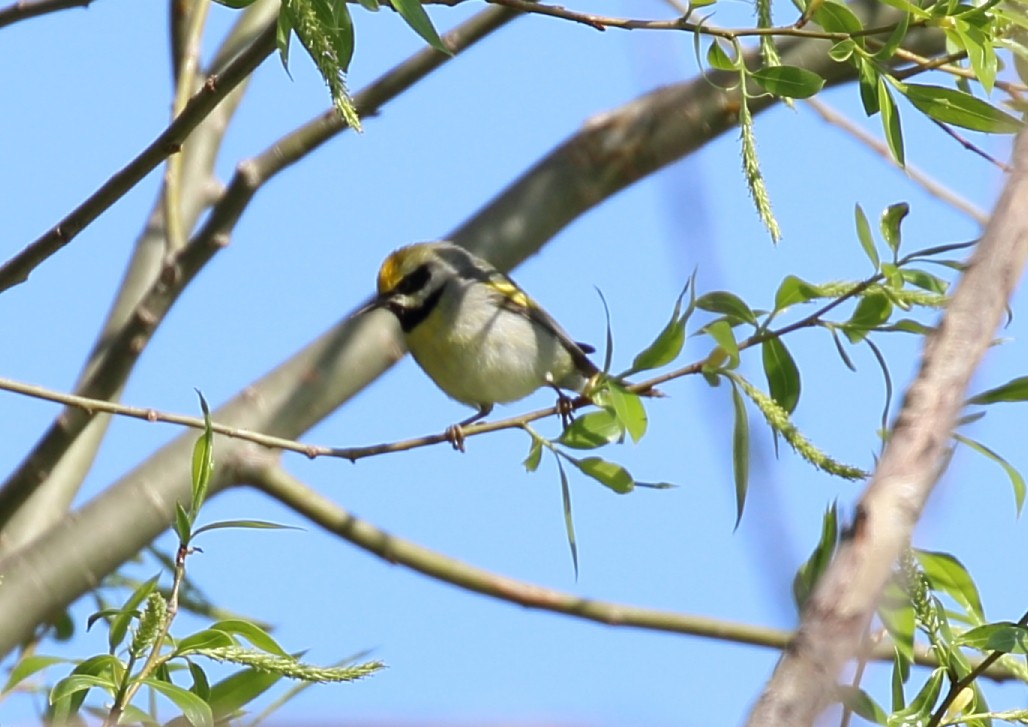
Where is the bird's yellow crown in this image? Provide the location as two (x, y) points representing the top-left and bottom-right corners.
(376, 244), (427, 295)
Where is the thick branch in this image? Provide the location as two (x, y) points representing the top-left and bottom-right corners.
(744, 132), (1028, 727)
(0, 21), (276, 293)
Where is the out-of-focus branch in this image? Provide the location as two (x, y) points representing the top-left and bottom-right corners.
(0, 20), (276, 294)
(804, 98), (988, 225)
(744, 132), (1028, 727)
(248, 462), (1020, 682)
(0, 0), (946, 657)
(0, 0), (90, 29)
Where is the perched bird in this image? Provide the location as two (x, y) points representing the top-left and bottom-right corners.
(363, 241), (601, 447)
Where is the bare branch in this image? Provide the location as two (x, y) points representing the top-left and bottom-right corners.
(0, 0), (91, 29)
(0, 20), (276, 294)
(744, 131), (1028, 727)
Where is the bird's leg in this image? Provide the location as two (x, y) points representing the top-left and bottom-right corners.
(549, 384), (575, 430)
(446, 403), (492, 452)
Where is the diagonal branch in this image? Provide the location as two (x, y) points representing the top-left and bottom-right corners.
(0, 0), (91, 29)
(744, 131), (1028, 727)
(0, 21), (276, 294)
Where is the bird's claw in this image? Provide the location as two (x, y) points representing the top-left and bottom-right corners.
(555, 392), (575, 430)
(446, 424), (467, 452)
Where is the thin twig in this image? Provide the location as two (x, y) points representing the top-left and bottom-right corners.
(0, 0), (90, 29)
(805, 97), (989, 224)
(929, 117), (1014, 172)
(0, 21), (276, 294)
(246, 462), (1019, 681)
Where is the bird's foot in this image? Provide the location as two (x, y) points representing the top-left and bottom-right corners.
(445, 424), (467, 453)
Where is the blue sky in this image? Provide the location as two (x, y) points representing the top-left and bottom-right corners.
(0, 1), (1023, 725)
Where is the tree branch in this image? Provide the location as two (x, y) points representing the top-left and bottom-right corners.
(0, 19), (276, 294)
(0, 0), (91, 29)
(744, 131), (1028, 727)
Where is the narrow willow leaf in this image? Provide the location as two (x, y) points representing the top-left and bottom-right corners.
(175, 502), (192, 545)
(900, 268), (947, 293)
(705, 320), (740, 369)
(192, 520), (302, 537)
(954, 17), (997, 93)
(762, 337), (801, 413)
(956, 622), (1028, 652)
(879, 203), (909, 257)
(967, 375), (1028, 405)
(858, 58), (880, 116)
(357, 0), (380, 8)
(191, 389), (214, 520)
(3, 655), (68, 694)
(108, 573), (160, 654)
(836, 686), (889, 725)
(813, 0), (864, 34)
(189, 662), (211, 701)
(854, 203), (880, 270)
(557, 410), (623, 449)
(829, 39), (856, 61)
(211, 619), (290, 657)
(522, 437), (543, 471)
(213, 0), (259, 7)
(174, 629), (237, 657)
(774, 275), (822, 310)
(843, 292), (893, 343)
(827, 326), (858, 371)
(878, 578), (915, 662)
(899, 83), (1023, 133)
(792, 502), (838, 610)
(628, 279), (692, 374)
(276, 6), (294, 73)
(864, 338), (893, 441)
(707, 39), (737, 70)
(605, 384), (647, 443)
(49, 674), (116, 706)
(878, 79), (905, 165)
(696, 290), (757, 325)
(751, 65), (825, 98)
(730, 381), (749, 529)
(144, 678), (214, 727)
(391, 0), (449, 53)
(595, 287), (614, 374)
(915, 549), (986, 623)
(873, 9), (910, 61)
(953, 433), (1026, 515)
(574, 456), (635, 494)
(555, 455), (578, 579)
(207, 668), (282, 720)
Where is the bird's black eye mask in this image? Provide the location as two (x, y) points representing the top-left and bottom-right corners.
(394, 263), (432, 296)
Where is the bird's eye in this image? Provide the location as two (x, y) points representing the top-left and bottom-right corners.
(394, 264), (431, 295)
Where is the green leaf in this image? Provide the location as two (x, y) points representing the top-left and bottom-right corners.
(899, 83), (1023, 133)
(275, 6), (293, 73)
(357, 0), (380, 8)
(330, 0), (356, 72)
(878, 577), (915, 662)
(880, 203), (909, 257)
(574, 456), (634, 494)
(3, 654), (68, 694)
(175, 501), (192, 545)
(829, 39), (856, 61)
(967, 375), (1028, 405)
(704, 320), (740, 370)
(391, 0), (448, 53)
(953, 17), (997, 93)
(762, 337), (801, 414)
(953, 433), (1026, 515)
(522, 438), (543, 471)
(858, 58), (880, 116)
(878, 80), (905, 166)
(874, 9), (910, 61)
(774, 275), (822, 310)
(49, 674), (116, 705)
(792, 502), (838, 610)
(730, 381), (749, 529)
(606, 383), (647, 443)
(212, 0), (259, 8)
(174, 629), (236, 657)
(628, 279), (693, 374)
(207, 668), (283, 722)
(557, 409), (623, 450)
(843, 292), (893, 342)
(827, 326), (858, 371)
(192, 520), (302, 537)
(189, 662), (211, 701)
(751, 65), (825, 98)
(854, 203), (880, 270)
(696, 291), (757, 325)
(555, 455), (578, 579)
(211, 619), (290, 657)
(707, 39), (737, 70)
(144, 678), (214, 727)
(915, 549), (985, 623)
(836, 686), (889, 725)
(813, 0), (864, 34)
(900, 267), (947, 294)
(191, 390), (214, 520)
(956, 622), (1028, 652)
(108, 573), (160, 654)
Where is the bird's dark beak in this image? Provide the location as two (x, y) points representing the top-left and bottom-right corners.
(352, 292), (389, 319)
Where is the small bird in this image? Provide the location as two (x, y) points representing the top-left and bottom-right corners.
(363, 241), (601, 448)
